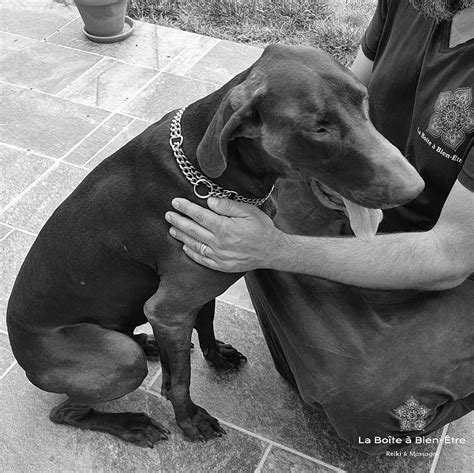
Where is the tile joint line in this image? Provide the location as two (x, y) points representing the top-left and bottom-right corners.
(144, 367), (163, 391)
(254, 443), (272, 473)
(44, 16), (79, 41)
(218, 418), (344, 472)
(83, 118), (137, 168)
(429, 423), (450, 473)
(0, 361), (17, 381)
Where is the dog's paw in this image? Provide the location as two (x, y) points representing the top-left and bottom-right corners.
(178, 405), (226, 442)
(114, 413), (171, 448)
(203, 340), (247, 373)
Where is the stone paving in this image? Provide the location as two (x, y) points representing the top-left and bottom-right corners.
(0, 1), (472, 472)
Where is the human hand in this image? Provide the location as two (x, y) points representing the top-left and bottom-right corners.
(165, 197), (285, 272)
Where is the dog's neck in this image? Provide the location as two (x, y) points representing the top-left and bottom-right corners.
(178, 83), (283, 201)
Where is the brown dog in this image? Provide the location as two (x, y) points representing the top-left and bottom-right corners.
(7, 44), (424, 446)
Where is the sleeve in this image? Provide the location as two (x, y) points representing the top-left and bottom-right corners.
(458, 143), (474, 191)
(361, 0), (390, 61)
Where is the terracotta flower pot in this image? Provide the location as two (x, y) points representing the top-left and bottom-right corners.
(75, 0), (134, 43)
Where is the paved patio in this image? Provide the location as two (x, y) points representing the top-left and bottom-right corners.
(0, 1), (472, 472)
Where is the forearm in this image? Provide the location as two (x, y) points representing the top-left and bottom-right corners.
(271, 229), (469, 291)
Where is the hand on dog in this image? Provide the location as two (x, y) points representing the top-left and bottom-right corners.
(165, 197), (285, 272)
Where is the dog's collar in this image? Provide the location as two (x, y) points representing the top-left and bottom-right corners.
(169, 108), (274, 207)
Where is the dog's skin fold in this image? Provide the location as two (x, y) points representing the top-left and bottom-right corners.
(7, 44), (424, 446)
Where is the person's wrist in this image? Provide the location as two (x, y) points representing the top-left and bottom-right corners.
(264, 228), (294, 271)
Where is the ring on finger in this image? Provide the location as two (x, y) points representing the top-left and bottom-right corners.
(199, 242), (208, 256)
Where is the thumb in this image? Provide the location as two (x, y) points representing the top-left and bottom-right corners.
(207, 197), (257, 218)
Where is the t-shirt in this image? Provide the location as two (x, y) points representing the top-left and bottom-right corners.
(361, 0), (474, 232)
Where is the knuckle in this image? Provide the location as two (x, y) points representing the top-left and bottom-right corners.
(187, 227), (198, 239)
(193, 212), (204, 223)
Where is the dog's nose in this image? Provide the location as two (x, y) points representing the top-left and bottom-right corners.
(387, 172), (425, 206)
(381, 155), (425, 206)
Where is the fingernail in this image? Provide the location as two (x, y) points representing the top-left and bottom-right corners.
(208, 197), (218, 207)
(169, 227), (176, 237)
(172, 199), (181, 209)
(183, 245), (188, 252)
(164, 212), (171, 222)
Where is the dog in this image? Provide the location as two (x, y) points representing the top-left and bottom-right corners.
(7, 44), (424, 446)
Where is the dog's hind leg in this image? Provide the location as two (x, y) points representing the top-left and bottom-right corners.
(194, 300), (247, 373)
(28, 324), (170, 447)
(132, 332), (160, 358)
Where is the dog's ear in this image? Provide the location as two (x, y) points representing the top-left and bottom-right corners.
(197, 79), (266, 178)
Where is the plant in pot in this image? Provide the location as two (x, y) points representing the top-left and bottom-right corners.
(75, 0), (134, 43)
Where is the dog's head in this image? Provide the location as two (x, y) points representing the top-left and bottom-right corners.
(197, 44), (424, 241)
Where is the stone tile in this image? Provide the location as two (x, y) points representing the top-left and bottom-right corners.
(0, 223), (12, 240)
(262, 447), (335, 472)
(0, 144), (54, 211)
(1, 365), (266, 472)
(0, 32), (100, 94)
(218, 277), (254, 312)
(57, 58), (158, 111)
(0, 83), (111, 158)
(154, 24), (216, 71)
(151, 301), (441, 472)
(85, 119), (151, 169)
(164, 34), (219, 76)
(186, 40), (263, 85)
(123, 72), (217, 122)
(2, 162), (88, 233)
(0, 2), (78, 40)
(0, 230), (36, 332)
(0, 332), (15, 375)
(64, 114), (133, 166)
(435, 412), (473, 473)
(49, 18), (198, 70)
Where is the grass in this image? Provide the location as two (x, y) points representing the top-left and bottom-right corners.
(126, 0), (377, 66)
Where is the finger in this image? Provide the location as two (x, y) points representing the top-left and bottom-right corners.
(182, 245), (220, 270)
(207, 197), (258, 218)
(170, 227), (217, 258)
(165, 211), (215, 244)
(168, 225), (211, 252)
(171, 198), (223, 232)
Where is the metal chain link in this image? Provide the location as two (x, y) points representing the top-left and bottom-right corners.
(169, 108), (274, 206)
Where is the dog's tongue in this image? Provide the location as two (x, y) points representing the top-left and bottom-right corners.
(342, 197), (383, 242)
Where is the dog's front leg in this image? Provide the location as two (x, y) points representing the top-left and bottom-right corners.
(144, 284), (225, 441)
(195, 300), (247, 372)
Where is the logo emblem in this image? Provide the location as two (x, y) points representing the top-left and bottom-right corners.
(393, 397), (431, 431)
(427, 87), (474, 151)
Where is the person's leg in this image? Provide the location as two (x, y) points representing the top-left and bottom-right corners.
(246, 268), (474, 455)
(321, 280), (474, 455)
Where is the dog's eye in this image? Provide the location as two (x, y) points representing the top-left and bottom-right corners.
(313, 127), (328, 134)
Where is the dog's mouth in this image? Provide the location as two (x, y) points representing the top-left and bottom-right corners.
(309, 179), (383, 242)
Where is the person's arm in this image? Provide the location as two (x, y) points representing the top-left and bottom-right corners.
(165, 180), (474, 291)
(350, 46), (374, 87)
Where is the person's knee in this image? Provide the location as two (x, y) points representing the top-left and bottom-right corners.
(324, 383), (411, 455)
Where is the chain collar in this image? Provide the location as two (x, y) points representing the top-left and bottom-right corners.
(169, 108), (274, 207)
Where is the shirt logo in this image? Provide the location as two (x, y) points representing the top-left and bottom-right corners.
(427, 87), (474, 151)
(393, 397), (431, 432)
